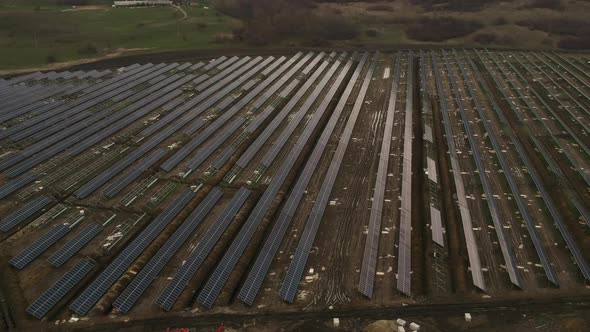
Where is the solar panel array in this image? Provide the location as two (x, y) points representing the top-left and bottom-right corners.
(9, 224), (71, 270)
(2, 49), (590, 320)
(279, 52), (377, 303)
(26, 258), (95, 319)
(47, 223), (103, 268)
(431, 53), (486, 291)
(197, 54), (352, 309)
(113, 187), (222, 313)
(156, 187), (251, 311)
(69, 189), (195, 315)
(473, 50), (590, 281)
(481, 50), (590, 225)
(442, 50), (523, 289)
(237, 54), (359, 306)
(451, 50), (559, 286)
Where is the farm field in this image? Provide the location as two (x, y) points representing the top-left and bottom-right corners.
(0, 1), (237, 70)
(0, 49), (589, 331)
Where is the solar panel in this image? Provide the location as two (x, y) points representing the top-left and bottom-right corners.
(197, 55), (351, 309)
(471, 50), (590, 282)
(9, 224), (71, 269)
(26, 258), (95, 319)
(48, 223), (103, 268)
(359, 52), (401, 298)
(0, 172), (36, 199)
(430, 53), (486, 291)
(160, 57), (275, 172)
(237, 54), (358, 306)
(113, 187), (223, 313)
(397, 52), (414, 296)
(103, 149), (168, 198)
(69, 189), (195, 316)
(279, 52), (376, 303)
(0, 195), (53, 232)
(452, 50), (559, 286)
(156, 187), (251, 311)
(442, 50), (523, 289)
(234, 54), (328, 170)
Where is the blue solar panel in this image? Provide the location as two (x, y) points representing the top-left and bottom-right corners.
(9, 224), (71, 269)
(48, 223), (103, 267)
(0, 195), (53, 232)
(69, 189), (195, 316)
(156, 187), (250, 311)
(113, 187), (223, 313)
(26, 259), (95, 319)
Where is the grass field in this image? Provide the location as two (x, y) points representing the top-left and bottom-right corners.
(0, 1), (238, 69)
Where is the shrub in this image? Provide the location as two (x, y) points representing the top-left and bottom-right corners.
(365, 28), (378, 37)
(493, 17), (507, 25)
(195, 22), (208, 29)
(367, 4), (393, 11)
(525, 0), (564, 10)
(46, 54), (57, 63)
(310, 14), (359, 40)
(558, 37), (590, 50)
(78, 43), (98, 55)
(405, 16), (483, 42)
(473, 32), (497, 45)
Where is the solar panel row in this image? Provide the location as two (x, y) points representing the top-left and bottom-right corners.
(27, 258), (95, 320)
(103, 149), (168, 198)
(397, 52), (414, 296)
(359, 52), (402, 298)
(47, 223), (104, 268)
(9, 223), (71, 270)
(418, 51), (444, 248)
(0, 195), (53, 232)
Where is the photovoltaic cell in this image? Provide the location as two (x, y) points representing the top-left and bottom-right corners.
(26, 258), (95, 319)
(156, 187), (250, 311)
(48, 223), (103, 267)
(0, 195), (53, 232)
(9, 224), (71, 269)
(113, 187), (223, 313)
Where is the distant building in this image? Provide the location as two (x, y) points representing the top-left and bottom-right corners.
(113, 0), (172, 7)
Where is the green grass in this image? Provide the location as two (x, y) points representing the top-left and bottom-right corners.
(0, 2), (238, 69)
